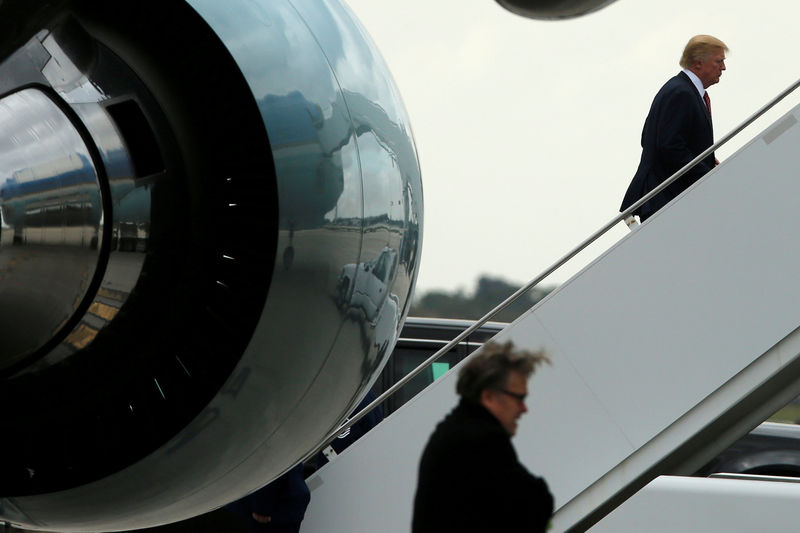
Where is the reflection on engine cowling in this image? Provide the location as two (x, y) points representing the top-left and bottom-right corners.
(0, 89), (103, 371)
(0, 0), (422, 531)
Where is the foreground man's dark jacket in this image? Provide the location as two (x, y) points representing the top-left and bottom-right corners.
(412, 399), (553, 533)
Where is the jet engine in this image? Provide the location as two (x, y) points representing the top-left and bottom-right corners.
(0, 0), (422, 530)
(495, 0), (619, 19)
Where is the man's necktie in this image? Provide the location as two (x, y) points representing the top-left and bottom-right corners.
(703, 91), (712, 116)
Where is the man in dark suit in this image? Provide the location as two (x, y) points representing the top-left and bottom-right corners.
(620, 35), (728, 222)
(412, 341), (553, 533)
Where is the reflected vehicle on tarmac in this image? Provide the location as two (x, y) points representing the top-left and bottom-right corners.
(336, 246), (401, 358)
(337, 246), (398, 324)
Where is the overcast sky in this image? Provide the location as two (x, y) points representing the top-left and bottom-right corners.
(345, 0), (799, 294)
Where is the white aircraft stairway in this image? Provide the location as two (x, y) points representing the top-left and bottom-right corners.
(300, 95), (800, 532)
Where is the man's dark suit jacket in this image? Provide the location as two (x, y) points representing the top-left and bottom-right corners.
(412, 399), (553, 533)
(620, 71), (716, 220)
(225, 463), (310, 532)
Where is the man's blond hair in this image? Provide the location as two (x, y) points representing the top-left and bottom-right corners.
(679, 35), (728, 69)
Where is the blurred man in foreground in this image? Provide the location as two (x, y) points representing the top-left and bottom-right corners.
(412, 341), (553, 533)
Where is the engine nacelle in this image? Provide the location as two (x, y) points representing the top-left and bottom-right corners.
(495, 0), (619, 19)
(0, 0), (422, 530)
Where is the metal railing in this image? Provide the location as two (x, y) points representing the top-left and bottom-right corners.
(307, 77), (800, 462)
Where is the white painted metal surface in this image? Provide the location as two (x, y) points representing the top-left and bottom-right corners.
(301, 104), (800, 533)
(589, 475), (800, 532)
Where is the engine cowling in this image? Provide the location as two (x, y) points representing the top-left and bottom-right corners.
(495, 0), (618, 19)
(0, 0), (422, 530)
